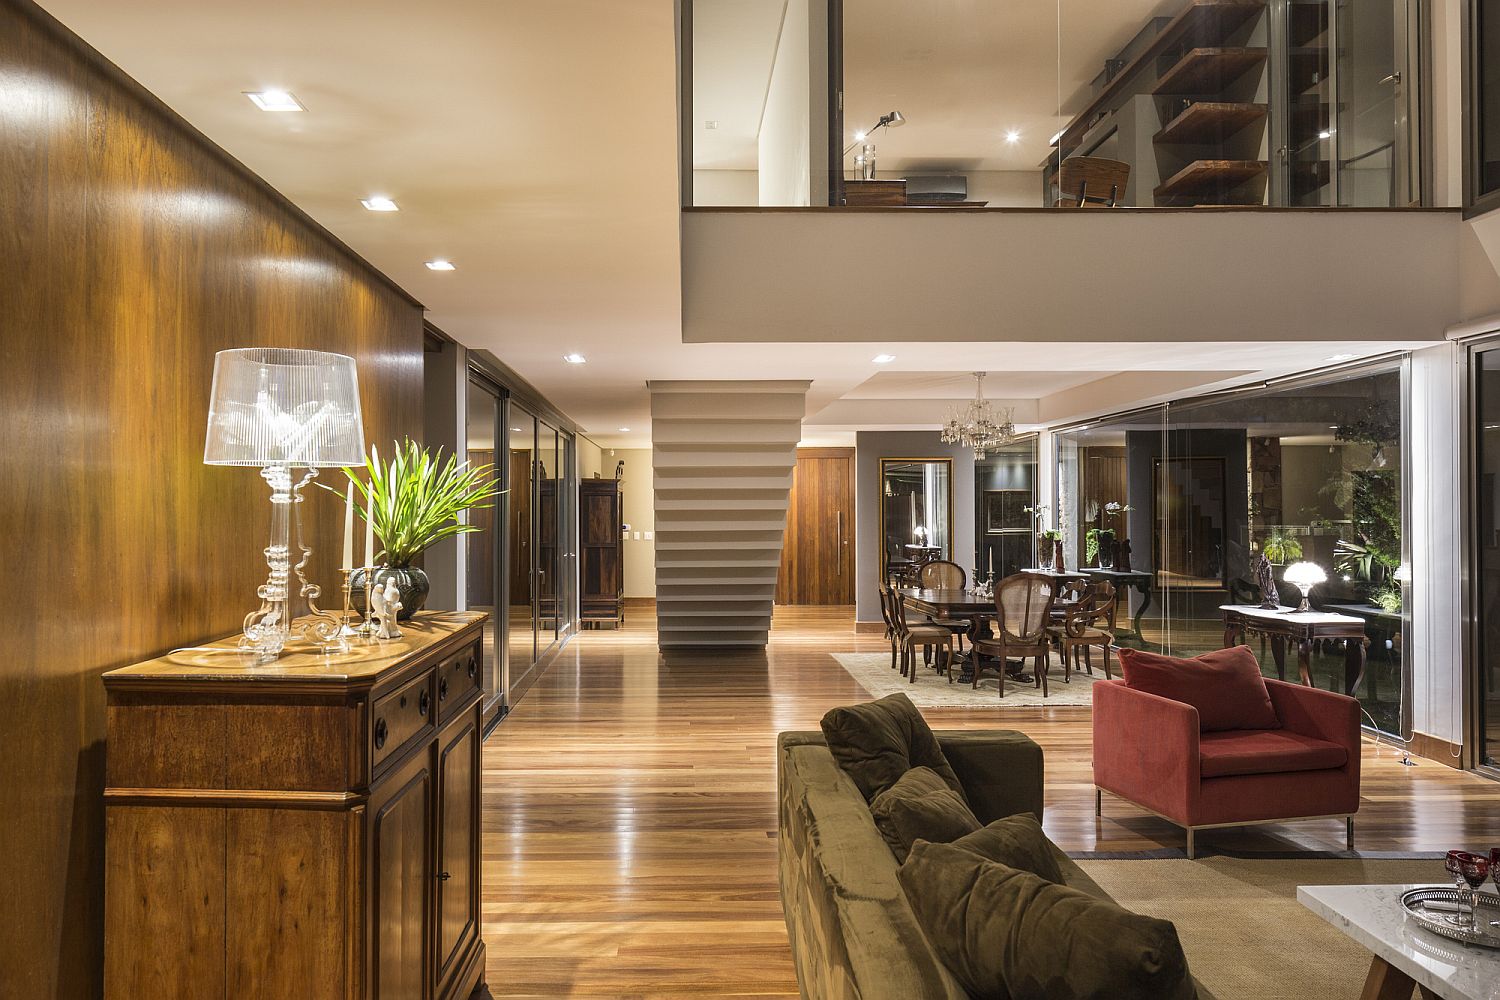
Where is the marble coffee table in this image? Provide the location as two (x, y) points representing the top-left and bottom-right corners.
(1298, 883), (1500, 1000)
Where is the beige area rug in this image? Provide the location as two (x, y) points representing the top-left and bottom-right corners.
(1077, 858), (1441, 1000)
(830, 652), (1101, 707)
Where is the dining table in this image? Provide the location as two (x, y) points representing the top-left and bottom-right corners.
(895, 587), (1030, 683)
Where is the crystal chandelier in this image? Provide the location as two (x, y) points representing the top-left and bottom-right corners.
(940, 372), (1017, 459)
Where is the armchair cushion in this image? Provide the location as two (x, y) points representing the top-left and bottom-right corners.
(871, 766), (982, 862)
(950, 814), (1065, 885)
(898, 841), (1196, 1000)
(1118, 645), (1279, 732)
(1198, 729), (1348, 779)
(821, 692), (967, 803)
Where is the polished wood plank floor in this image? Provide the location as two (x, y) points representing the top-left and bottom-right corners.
(480, 605), (1500, 999)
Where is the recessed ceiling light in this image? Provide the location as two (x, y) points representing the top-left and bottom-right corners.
(360, 196), (399, 212)
(1325, 353), (1355, 362)
(244, 90), (305, 112)
(424, 259), (456, 271)
(872, 354), (896, 364)
(563, 353), (587, 364)
(618, 427), (631, 432)
(1005, 129), (1021, 144)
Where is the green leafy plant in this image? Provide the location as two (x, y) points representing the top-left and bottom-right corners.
(335, 440), (504, 567)
(1261, 529), (1303, 564)
(1084, 527), (1114, 563)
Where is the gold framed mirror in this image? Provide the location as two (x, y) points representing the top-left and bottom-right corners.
(879, 458), (954, 586)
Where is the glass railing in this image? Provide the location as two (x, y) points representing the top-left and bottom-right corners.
(684, 0), (1421, 208)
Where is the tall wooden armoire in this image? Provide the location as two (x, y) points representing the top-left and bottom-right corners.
(580, 478), (624, 627)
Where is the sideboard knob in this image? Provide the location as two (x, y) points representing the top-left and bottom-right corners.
(374, 717), (388, 750)
(467, 656), (477, 679)
(437, 871), (452, 882)
(418, 690), (430, 717)
(439, 678), (449, 701)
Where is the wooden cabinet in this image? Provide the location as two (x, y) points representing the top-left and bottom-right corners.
(580, 478), (624, 626)
(102, 612), (489, 1000)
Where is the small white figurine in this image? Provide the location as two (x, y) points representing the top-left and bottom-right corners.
(375, 578), (403, 639)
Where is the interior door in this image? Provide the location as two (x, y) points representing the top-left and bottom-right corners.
(776, 449), (855, 605)
(434, 709), (480, 990)
(370, 747), (433, 1000)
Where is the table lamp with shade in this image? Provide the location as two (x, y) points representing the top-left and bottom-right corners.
(204, 347), (365, 662)
(1282, 561), (1328, 613)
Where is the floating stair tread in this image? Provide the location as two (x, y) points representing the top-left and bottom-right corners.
(1154, 102), (1268, 144)
(1154, 159), (1267, 198)
(1152, 47), (1268, 95)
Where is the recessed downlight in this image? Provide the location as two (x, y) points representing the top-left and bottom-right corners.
(424, 259), (456, 271)
(1004, 129), (1021, 144)
(872, 354), (896, 364)
(244, 90), (305, 112)
(618, 427), (631, 432)
(563, 353), (587, 364)
(360, 196), (399, 212)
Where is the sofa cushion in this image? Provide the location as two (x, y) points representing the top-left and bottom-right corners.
(1199, 728), (1348, 778)
(821, 692), (967, 802)
(899, 841), (1196, 1000)
(950, 813), (1065, 885)
(1118, 645), (1280, 732)
(870, 766), (982, 862)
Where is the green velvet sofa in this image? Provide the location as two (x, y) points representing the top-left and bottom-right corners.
(776, 729), (1210, 1000)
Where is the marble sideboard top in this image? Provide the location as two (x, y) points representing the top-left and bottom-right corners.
(1298, 884), (1500, 1000)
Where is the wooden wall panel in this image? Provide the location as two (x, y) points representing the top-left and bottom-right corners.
(0, 3), (425, 997)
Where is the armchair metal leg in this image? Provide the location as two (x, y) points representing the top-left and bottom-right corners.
(1347, 816), (1355, 852)
(1094, 787), (1102, 816)
(1186, 828), (1195, 860)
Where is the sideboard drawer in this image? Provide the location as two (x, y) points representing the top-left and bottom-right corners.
(372, 669), (435, 769)
(436, 641), (482, 722)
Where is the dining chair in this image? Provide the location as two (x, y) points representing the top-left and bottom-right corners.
(888, 587), (955, 683)
(973, 574), (1056, 697)
(1048, 580), (1118, 682)
(877, 584), (901, 671)
(1055, 156), (1131, 208)
(916, 560), (970, 655)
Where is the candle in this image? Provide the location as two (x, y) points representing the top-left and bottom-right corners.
(342, 482), (355, 571)
(988, 548), (994, 577)
(364, 496), (375, 569)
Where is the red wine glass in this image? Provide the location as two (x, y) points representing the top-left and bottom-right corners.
(1447, 851), (1476, 926)
(1458, 854), (1490, 932)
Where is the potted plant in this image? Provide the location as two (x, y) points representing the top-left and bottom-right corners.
(1085, 500), (1131, 568)
(341, 440), (504, 620)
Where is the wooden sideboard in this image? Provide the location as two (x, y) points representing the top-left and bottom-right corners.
(580, 478), (624, 627)
(102, 611), (489, 1000)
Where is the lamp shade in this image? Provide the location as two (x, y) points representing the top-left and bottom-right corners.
(204, 348), (365, 467)
(1282, 561), (1327, 592)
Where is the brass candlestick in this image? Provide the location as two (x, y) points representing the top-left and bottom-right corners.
(357, 566), (379, 636)
(338, 568), (360, 637)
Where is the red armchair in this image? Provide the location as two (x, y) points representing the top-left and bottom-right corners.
(1092, 678), (1361, 858)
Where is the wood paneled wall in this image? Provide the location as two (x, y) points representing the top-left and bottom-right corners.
(0, 4), (424, 997)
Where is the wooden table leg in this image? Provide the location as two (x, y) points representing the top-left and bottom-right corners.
(1132, 583), (1152, 642)
(1345, 637), (1369, 697)
(1358, 955), (1417, 1000)
(1269, 634), (1287, 681)
(1297, 638), (1314, 687)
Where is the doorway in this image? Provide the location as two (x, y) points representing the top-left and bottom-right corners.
(776, 448), (855, 605)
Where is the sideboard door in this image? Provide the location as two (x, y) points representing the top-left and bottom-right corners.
(435, 705), (481, 991)
(370, 747), (434, 1000)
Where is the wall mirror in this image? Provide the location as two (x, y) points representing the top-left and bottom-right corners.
(879, 458), (953, 585)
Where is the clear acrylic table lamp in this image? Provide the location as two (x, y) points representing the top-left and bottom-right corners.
(204, 348), (365, 662)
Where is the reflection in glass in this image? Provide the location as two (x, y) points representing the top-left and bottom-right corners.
(465, 381), (502, 710)
(1055, 366), (1405, 734)
(880, 459), (952, 584)
(538, 424), (561, 642)
(509, 410), (537, 672)
(977, 437), (1039, 581)
(1476, 348), (1500, 769)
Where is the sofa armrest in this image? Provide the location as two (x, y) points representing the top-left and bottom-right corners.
(1266, 680), (1361, 762)
(1092, 681), (1201, 823)
(936, 731), (1044, 824)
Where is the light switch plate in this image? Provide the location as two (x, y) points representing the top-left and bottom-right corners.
(643, 530), (653, 540)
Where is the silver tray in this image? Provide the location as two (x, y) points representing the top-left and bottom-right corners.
(1401, 887), (1500, 949)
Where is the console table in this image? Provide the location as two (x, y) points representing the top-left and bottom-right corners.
(1083, 568), (1153, 642)
(103, 611), (489, 1000)
(1220, 604), (1369, 694)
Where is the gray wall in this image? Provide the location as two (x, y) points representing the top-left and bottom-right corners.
(855, 431), (976, 622)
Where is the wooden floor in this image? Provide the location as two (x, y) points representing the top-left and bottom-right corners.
(480, 605), (1500, 999)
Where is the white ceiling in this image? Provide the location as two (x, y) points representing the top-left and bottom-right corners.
(842, 370), (1104, 399)
(40, 0), (1408, 450)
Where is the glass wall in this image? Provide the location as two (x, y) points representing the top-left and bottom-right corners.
(466, 378), (504, 714)
(508, 408), (539, 677)
(976, 436), (1039, 582)
(1055, 364), (1407, 735)
(1471, 0), (1500, 212)
(1474, 346), (1500, 769)
(685, 0), (1419, 208)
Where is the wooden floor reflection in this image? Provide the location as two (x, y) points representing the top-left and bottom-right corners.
(480, 604), (1500, 998)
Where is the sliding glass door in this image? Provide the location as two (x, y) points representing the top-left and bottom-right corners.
(1474, 348), (1500, 770)
(466, 377), (505, 716)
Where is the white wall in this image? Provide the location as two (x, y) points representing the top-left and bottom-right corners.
(1409, 343), (1466, 750)
(757, 0), (810, 207)
(694, 169), (759, 206)
(615, 448), (656, 598)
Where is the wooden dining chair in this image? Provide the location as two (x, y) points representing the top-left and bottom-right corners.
(1048, 580), (1118, 682)
(973, 574), (1056, 697)
(877, 584), (901, 671)
(1055, 156), (1131, 208)
(888, 587), (955, 683)
(916, 561), (970, 656)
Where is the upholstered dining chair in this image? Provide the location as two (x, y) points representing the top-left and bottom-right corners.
(887, 586), (955, 683)
(916, 560), (970, 655)
(973, 574), (1056, 697)
(877, 584), (900, 671)
(1048, 580), (1117, 682)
